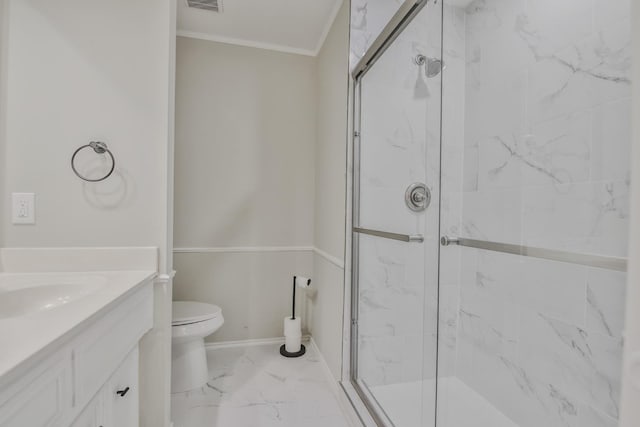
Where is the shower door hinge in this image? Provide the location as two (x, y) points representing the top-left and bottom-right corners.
(354, 131), (360, 138)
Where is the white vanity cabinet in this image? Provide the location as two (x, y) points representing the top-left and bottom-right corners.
(105, 348), (139, 427)
(0, 355), (73, 427)
(71, 392), (103, 427)
(0, 279), (153, 427)
(72, 348), (139, 427)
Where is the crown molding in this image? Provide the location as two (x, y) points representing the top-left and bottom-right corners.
(177, 0), (344, 57)
(176, 31), (316, 56)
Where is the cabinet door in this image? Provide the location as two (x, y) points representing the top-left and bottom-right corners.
(0, 356), (72, 427)
(73, 284), (152, 407)
(105, 347), (139, 427)
(70, 392), (103, 427)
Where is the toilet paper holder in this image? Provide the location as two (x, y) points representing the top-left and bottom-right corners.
(280, 275), (311, 358)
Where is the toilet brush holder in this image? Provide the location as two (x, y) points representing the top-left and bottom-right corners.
(280, 275), (311, 358)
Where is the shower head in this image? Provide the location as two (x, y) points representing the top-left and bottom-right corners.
(414, 54), (445, 78)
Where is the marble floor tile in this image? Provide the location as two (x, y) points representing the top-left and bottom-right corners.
(171, 341), (353, 427)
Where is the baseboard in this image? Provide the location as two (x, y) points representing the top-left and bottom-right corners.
(204, 335), (311, 350)
(308, 338), (364, 427)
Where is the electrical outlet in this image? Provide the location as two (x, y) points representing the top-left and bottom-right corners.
(12, 193), (35, 224)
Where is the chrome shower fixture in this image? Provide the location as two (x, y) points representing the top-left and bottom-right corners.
(414, 54), (444, 78)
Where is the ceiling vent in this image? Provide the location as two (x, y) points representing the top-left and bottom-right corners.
(185, 0), (222, 13)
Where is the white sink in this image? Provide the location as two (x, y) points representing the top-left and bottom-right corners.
(0, 275), (106, 319)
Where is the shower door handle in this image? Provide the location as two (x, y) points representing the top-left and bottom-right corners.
(353, 227), (424, 243)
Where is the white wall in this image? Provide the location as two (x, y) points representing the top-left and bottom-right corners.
(173, 5), (350, 382)
(1, 1), (176, 425)
(174, 250), (312, 341)
(173, 37), (317, 342)
(1, 0), (174, 270)
(309, 0), (350, 380)
(174, 38), (316, 249)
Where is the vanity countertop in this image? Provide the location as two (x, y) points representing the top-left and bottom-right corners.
(0, 270), (156, 384)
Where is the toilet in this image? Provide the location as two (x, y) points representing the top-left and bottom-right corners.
(171, 301), (224, 393)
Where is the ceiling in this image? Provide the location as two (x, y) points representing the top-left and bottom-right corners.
(177, 0), (344, 56)
(447, 0), (475, 7)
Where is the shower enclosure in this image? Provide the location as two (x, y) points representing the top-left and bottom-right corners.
(348, 0), (631, 426)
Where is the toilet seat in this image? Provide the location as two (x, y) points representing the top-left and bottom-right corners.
(171, 301), (225, 393)
(172, 301), (221, 326)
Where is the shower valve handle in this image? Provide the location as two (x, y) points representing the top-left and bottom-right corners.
(405, 183), (430, 212)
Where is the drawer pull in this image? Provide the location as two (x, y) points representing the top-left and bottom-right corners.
(116, 386), (130, 397)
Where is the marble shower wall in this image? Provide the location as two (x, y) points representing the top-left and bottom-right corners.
(349, 0), (629, 425)
(349, 0), (405, 71)
(453, 0), (631, 426)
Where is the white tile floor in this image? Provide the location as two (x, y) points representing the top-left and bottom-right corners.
(171, 341), (354, 427)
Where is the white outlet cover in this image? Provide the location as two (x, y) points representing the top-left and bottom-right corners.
(12, 193), (35, 225)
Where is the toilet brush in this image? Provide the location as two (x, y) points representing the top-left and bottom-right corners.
(280, 275), (311, 358)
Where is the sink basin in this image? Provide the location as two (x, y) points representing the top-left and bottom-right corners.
(0, 275), (106, 319)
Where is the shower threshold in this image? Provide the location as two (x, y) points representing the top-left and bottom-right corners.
(369, 377), (518, 427)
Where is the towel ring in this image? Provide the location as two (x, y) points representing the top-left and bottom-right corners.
(71, 141), (115, 182)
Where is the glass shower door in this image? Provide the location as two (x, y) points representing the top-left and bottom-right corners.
(350, 1), (443, 426)
(350, 0), (631, 426)
(433, 1), (631, 426)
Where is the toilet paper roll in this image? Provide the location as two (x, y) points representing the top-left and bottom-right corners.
(285, 334), (302, 353)
(295, 276), (311, 288)
(284, 316), (302, 336)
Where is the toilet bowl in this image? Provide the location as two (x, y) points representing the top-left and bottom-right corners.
(171, 301), (224, 393)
